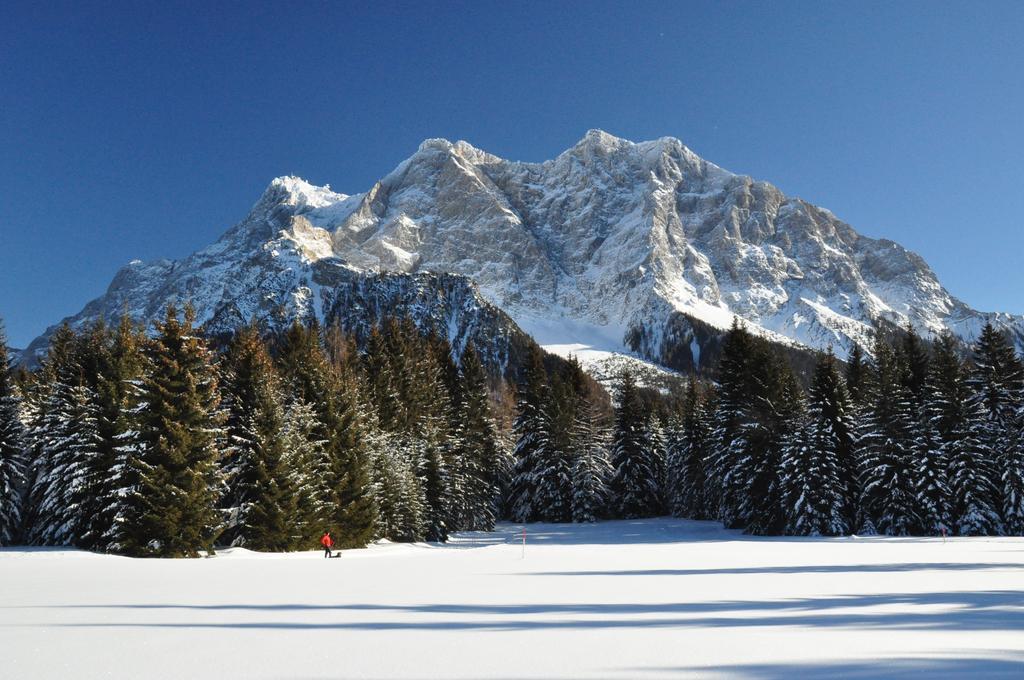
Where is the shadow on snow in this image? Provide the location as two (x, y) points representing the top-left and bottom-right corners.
(13, 589), (1024, 632)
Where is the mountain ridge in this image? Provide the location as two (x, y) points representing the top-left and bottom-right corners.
(20, 130), (1024, 375)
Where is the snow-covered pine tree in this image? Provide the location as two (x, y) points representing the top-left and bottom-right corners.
(731, 350), (802, 535)
(454, 343), (501, 530)
(844, 342), (870, 529)
(280, 398), (330, 544)
(707, 319), (756, 521)
(367, 431), (404, 540)
(98, 316), (150, 554)
(899, 324), (930, 403)
(528, 366), (574, 523)
(123, 304), (224, 557)
(857, 339), (918, 536)
(392, 449), (427, 541)
(812, 348), (858, 528)
(609, 370), (660, 519)
(364, 324), (401, 431)
(896, 326), (948, 535)
(65, 320), (113, 550)
(647, 416), (667, 511)
(570, 385), (611, 523)
(845, 343), (868, 409)
(966, 322), (1024, 535)
(25, 324), (101, 546)
(664, 413), (687, 517)
(508, 345), (552, 522)
(278, 320), (377, 548)
(949, 401), (1003, 535)
(924, 332), (998, 535)
(418, 438), (450, 542)
(22, 324), (73, 544)
(781, 350), (849, 536)
(219, 326), (295, 551)
(666, 378), (713, 519)
(1005, 420), (1024, 535)
(58, 382), (103, 546)
(408, 332), (454, 541)
(967, 322), (1024, 428)
(0, 323), (27, 545)
(368, 431), (427, 542)
(914, 333), (961, 535)
(430, 333), (471, 534)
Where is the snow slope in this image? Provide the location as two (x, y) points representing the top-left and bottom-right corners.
(3, 518), (1023, 679)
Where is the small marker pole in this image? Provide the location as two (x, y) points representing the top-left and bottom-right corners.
(522, 527), (526, 559)
(941, 527), (947, 544)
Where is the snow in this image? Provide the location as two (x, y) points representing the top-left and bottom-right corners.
(3, 518), (1023, 679)
(22, 130), (1024, 370)
(271, 176), (348, 210)
(517, 314), (683, 389)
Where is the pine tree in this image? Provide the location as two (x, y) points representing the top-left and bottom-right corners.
(405, 332), (455, 539)
(278, 320), (377, 548)
(664, 414), (687, 517)
(781, 351), (850, 536)
(531, 369), (574, 523)
(67, 320), (112, 550)
(609, 370), (659, 518)
(392, 450), (427, 541)
(453, 343), (501, 530)
(364, 324), (401, 431)
(967, 323), (1023, 428)
(857, 340), (918, 536)
(967, 323), (1024, 534)
(99, 316), (150, 553)
(508, 346), (552, 522)
(914, 333), (959, 535)
(845, 343), (868, 408)
(647, 417), (667, 510)
(666, 378), (712, 519)
(898, 324), (930, 404)
(707, 319), (756, 521)
(25, 324), (100, 546)
(1005, 423), (1024, 535)
(281, 399), (330, 543)
(0, 323), (27, 545)
(367, 431), (428, 542)
(59, 383), (103, 546)
(123, 304), (224, 557)
(895, 326), (948, 535)
(570, 387), (611, 522)
(219, 326), (294, 550)
(367, 435), (399, 540)
(815, 349), (858, 528)
(731, 351), (802, 535)
(65, 316), (150, 552)
(948, 402), (1002, 535)
(418, 441), (449, 541)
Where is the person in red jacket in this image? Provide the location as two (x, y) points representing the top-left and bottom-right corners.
(320, 531), (333, 558)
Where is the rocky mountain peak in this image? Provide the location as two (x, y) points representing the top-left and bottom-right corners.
(20, 132), (1024, 378)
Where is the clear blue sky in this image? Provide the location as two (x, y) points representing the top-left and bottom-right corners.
(2, 1), (1023, 347)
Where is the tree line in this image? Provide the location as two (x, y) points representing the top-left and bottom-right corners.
(2, 309), (1023, 557)
(507, 319), (1024, 537)
(0, 307), (505, 556)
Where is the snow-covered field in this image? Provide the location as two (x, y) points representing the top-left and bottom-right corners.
(2, 519), (1023, 679)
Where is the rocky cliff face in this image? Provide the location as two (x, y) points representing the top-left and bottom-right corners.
(22, 131), (1024, 374)
(20, 179), (534, 377)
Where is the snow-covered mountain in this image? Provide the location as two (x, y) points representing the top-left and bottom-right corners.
(22, 130), (1024, 374)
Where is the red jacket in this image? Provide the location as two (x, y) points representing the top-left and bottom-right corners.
(320, 534), (333, 548)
